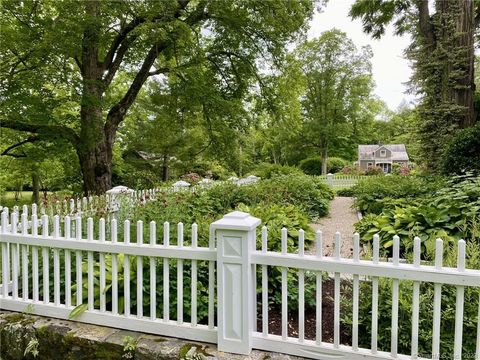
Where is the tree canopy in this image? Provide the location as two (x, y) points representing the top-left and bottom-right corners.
(1, 0), (314, 194)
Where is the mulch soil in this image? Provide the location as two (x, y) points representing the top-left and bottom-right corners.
(256, 277), (350, 344)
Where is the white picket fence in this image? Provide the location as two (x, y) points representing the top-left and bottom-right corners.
(318, 174), (379, 189)
(0, 177), (261, 223)
(0, 209), (479, 359)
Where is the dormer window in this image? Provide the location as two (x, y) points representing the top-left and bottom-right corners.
(380, 150), (387, 157)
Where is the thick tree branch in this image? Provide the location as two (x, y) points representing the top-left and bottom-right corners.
(103, 39), (133, 87)
(106, 40), (170, 131)
(105, 0), (202, 132)
(1, 136), (39, 157)
(0, 119), (79, 146)
(102, 17), (145, 71)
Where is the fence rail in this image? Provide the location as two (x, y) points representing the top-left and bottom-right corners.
(0, 209), (479, 360)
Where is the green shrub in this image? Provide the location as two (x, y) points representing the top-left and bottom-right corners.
(251, 163), (302, 179)
(352, 175), (445, 215)
(299, 156), (349, 175)
(336, 187), (355, 197)
(328, 157), (350, 173)
(240, 174), (334, 220)
(299, 157), (322, 175)
(442, 122), (480, 175)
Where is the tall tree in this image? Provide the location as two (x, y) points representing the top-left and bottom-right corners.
(350, 0), (479, 169)
(292, 30), (374, 174)
(0, 0), (314, 194)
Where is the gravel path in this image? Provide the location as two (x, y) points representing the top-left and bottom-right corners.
(308, 196), (358, 258)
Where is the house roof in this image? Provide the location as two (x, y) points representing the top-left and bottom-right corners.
(358, 144), (409, 161)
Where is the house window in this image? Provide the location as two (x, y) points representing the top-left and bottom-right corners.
(380, 150), (387, 157)
(367, 162), (373, 167)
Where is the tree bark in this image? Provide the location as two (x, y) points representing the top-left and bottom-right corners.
(321, 147), (328, 175)
(31, 170), (40, 204)
(162, 154), (169, 182)
(456, 0), (476, 127)
(434, 0), (476, 128)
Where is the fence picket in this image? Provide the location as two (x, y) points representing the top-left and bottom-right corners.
(432, 238), (443, 359)
(163, 221), (170, 321)
(281, 227), (288, 341)
(75, 216), (82, 306)
(99, 218), (106, 313)
(137, 220), (143, 318)
(1, 211), (9, 298)
(371, 234), (379, 354)
(41, 215), (49, 304)
(315, 230), (322, 345)
(11, 212), (18, 300)
(111, 219), (118, 315)
(87, 218), (94, 311)
(21, 213), (28, 301)
(411, 236), (421, 359)
(208, 226), (215, 329)
(454, 239), (466, 359)
(124, 220), (131, 316)
(65, 216), (71, 307)
(177, 222), (184, 324)
(334, 232), (341, 348)
(53, 215), (60, 306)
(32, 214), (39, 302)
(298, 229), (305, 343)
(150, 221), (157, 321)
(191, 223), (197, 326)
(352, 233), (360, 351)
(391, 235), (400, 357)
(262, 226), (268, 337)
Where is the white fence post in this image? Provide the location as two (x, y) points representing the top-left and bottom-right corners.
(326, 173), (333, 187)
(211, 211), (261, 355)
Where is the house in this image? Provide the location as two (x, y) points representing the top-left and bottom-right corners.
(357, 144), (409, 173)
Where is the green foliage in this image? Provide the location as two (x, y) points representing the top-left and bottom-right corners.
(327, 157), (351, 173)
(299, 157), (322, 175)
(1, 0), (316, 193)
(442, 122), (480, 175)
(291, 30), (374, 172)
(238, 202), (314, 253)
(336, 187), (355, 197)
(299, 156), (350, 175)
(352, 175), (445, 214)
(341, 242), (480, 357)
(251, 163), (302, 179)
(351, 0), (477, 171)
(355, 175), (480, 258)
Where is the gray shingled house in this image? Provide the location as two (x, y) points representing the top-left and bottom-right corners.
(357, 144), (409, 173)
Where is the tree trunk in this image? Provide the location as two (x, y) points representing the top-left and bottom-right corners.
(456, 0), (476, 127)
(31, 170), (40, 204)
(436, 0), (476, 128)
(162, 154), (169, 181)
(321, 148), (328, 175)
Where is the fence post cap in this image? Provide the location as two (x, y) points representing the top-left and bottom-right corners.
(211, 211), (261, 231)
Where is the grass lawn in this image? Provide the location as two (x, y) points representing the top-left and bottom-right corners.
(1, 190), (74, 208)
(1, 191), (34, 208)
